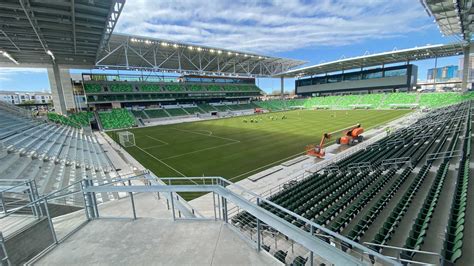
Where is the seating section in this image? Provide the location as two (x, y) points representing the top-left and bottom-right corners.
(84, 83), (102, 93)
(197, 104), (217, 112)
(231, 101), (473, 265)
(380, 93), (417, 108)
(254, 92), (474, 111)
(109, 83), (133, 92)
(165, 108), (188, 116)
(334, 95), (361, 109)
(222, 85), (260, 92)
(442, 111), (471, 263)
(144, 109), (170, 118)
(419, 92), (462, 108)
(163, 83), (184, 92)
(131, 110), (147, 119)
(183, 107), (205, 114)
(48, 112), (81, 128)
(212, 105), (231, 112)
(98, 109), (136, 130)
(69, 111), (94, 126)
(358, 94), (384, 108)
(140, 84), (162, 92)
(0, 105), (118, 206)
(227, 103), (258, 110)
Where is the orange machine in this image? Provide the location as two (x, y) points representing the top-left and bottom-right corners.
(306, 133), (331, 158)
(306, 124), (364, 158)
(336, 124), (364, 145)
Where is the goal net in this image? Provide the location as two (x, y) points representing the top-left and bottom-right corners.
(118, 131), (135, 147)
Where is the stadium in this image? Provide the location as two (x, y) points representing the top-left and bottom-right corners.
(0, 1), (473, 265)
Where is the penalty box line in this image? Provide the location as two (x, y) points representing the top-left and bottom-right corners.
(142, 135), (170, 150)
(161, 128), (241, 160)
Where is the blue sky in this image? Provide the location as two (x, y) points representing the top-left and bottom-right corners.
(0, 0), (461, 93)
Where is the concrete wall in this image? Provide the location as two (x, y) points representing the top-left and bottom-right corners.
(48, 68), (75, 114)
(4, 218), (54, 265)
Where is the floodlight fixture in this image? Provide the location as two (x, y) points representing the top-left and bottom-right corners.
(0, 50), (19, 65)
(46, 50), (55, 61)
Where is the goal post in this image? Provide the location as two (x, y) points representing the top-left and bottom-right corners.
(118, 131), (136, 147)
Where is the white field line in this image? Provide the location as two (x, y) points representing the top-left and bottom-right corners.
(143, 144), (168, 150)
(162, 141), (240, 160)
(146, 135), (169, 145)
(134, 145), (192, 181)
(228, 111), (410, 181)
(172, 128), (240, 142)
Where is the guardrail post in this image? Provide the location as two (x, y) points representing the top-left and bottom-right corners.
(256, 198), (261, 252)
(310, 225), (314, 266)
(27, 181), (41, 218)
(128, 180), (137, 220)
(81, 179), (95, 219)
(32, 180), (43, 217)
(222, 197), (228, 223)
(89, 179), (100, 218)
(170, 192), (176, 221)
(212, 192), (217, 221)
(0, 192), (5, 215)
(43, 198), (58, 244)
(0, 232), (10, 266)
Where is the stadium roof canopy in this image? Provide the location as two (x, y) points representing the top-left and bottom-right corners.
(0, 0), (125, 66)
(95, 33), (307, 77)
(275, 42), (467, 78)
(421, 0), (474, 41)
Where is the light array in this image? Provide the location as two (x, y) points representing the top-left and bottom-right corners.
(0, 50), (19, 64)
(129, 37), (270, 59)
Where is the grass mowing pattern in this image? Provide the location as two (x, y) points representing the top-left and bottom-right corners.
(109, 109), (411, 200)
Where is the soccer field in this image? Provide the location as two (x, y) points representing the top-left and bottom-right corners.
(111, 109), (411, 185)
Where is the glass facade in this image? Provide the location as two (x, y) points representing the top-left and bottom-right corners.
(296, 65), (411, 87)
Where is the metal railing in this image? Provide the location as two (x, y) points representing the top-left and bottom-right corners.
(0, 173), (403, 265)
(99, 174), (401, 266)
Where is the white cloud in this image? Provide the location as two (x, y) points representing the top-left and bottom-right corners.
(0, 68), (47, 88)
(115, 0), (431, 54)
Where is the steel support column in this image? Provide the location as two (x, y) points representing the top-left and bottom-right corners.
(51, 62), (67, 114)
(280, 76), (284, 99)
(461, 43), (472, 92)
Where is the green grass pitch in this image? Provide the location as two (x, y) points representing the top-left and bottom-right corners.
(110, 109), (411, 199)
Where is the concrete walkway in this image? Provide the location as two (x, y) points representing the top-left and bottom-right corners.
(37, 219), (279, 266)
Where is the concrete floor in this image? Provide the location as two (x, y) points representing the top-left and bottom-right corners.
(37, 218), (279, 266)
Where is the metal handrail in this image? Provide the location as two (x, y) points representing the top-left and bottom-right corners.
(0, 180), (30, 193)
(150, 175), (399, 265)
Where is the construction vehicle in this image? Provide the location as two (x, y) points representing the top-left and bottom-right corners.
(336, 124), (364, 145)
(306, 124), (364, 158)
(306, 133), (331, 158)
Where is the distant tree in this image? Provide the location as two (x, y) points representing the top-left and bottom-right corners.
(20, 100), (36, 105)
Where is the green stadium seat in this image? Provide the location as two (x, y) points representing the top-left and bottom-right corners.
(166, 108), (188, 116)
(98, 109), (136, 129)
(109, 83), (133, 92)
(84, 83), (102, 93)
(141, 84), (162, 92)
(144, 109), (169, 118)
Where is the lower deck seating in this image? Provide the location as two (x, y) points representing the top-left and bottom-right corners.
(231, 101), (473, 265)
(197, 104), (217, 112)
(144, 109), (169, 118)
(0, 105), (118, 206)
(98, 109), (136, 130)
(183, 107), (205, 114)
(165, 108), (188, 116)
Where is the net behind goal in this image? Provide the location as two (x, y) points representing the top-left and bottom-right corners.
(118, 131), (135, 147)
